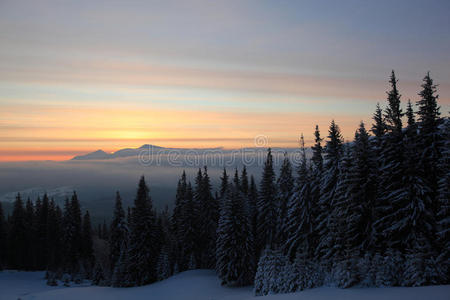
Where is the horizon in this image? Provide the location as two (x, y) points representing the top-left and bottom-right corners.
(1, 1), (450, 161)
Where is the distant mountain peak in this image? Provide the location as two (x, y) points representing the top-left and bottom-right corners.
(71, 145), (163, 160)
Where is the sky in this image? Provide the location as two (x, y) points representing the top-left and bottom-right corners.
(1, 0), (449, 161)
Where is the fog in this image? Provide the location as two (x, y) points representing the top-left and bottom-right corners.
(0, 148), (307, 223)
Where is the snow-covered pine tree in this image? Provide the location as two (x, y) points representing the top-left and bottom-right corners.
(315, 120), (343, 264)
(193, 167), (218, 268)
(172, 171), (187, 242)
(416, 72), (442, 218)
(216, 172), (255, 286)
(111, 238), (130, 287)
(253, 248), (288, 295)
(284, 134), (314, 261)
(36, 194), (50, 270)
(350, 122), (377, 253)
(0, 202), (6, 270)
(81, 210), (94, 277)
(276, 153), (294, 246)
(220, 168), (229, 199)
(24, 197), (36, 270)
(257, 148), (278, 254)
(310, 125), (323, 258)
(126, 176), (157, 286)
(374, 71), (405, 253)
(331, 143), (358, 288)
(156, 246), (171, 281)
(109, 191), (128, 276)
(311, 125), (324, 172)
(62, 192), (83, 275)
(436, 117), (450, 284)
(240, 166), (249, 196)
(8, 194), (27, 269)
(248, 175), (258, 247)
(332, 123), (377, 287)
(178, 181), (197, 271)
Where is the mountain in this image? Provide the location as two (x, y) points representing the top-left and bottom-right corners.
(71, 144), (224, 160)
(71, 149), (110, 160)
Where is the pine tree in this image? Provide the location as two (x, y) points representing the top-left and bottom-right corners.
(47, 199), (62, 272)
(315, 120), (343, 262)
(194, 166), (218, 268)
(240, 166), (249, 196)
(62, 192), (83, 274)
(284, 134), (314, 261)
(156, 246), (171, 281)
(248, 175), (258, 244)
(112, 238), (130, 287)
(254, 249), (288, 295)
(172, 171), (187, 238)
(416, 72), (442, 241)
(109, 191), (127, 275)
(276, 153), (294, 246)
(82, 210), (95, 275)
(257, 148), (277, 253)
(8, 194), (27, 269)
(348, 122), (377, 253)
(310, 126), (323, 260)
(126, 176), (157, 285)
(216, 178), (255, 286)
(220, 168), (229, 199)
(375, 71), (405, 253)
(311, 125), (324, 171)
(178, 181), (197, 271)
(0, 202), (6, 269)
(24, 197), (36, 269)
(436, 117), (450, 283)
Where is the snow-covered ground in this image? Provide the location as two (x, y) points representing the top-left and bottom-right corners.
(1, 270), (449, 300)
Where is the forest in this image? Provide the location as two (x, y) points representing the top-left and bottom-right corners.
(0, 71), (448, 296)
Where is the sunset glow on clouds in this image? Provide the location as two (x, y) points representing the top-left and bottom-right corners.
(1, 0), (449, 161)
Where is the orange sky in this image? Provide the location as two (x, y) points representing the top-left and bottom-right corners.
(1, 1), (449, 161)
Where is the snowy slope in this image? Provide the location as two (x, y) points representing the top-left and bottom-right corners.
(1, 269), (449, 300)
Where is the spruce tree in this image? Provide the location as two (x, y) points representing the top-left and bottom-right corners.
(216, 176), (255, 286)
(109, 191), (127, 274)
(310, 126), (323, 259)
(63, 192), (83, 274)
(220, 168), (229, 199)
(436, 117), (450, 283)
(311, 125), (324, 171)
(126, 176), (157, 285)
(240, 166), (249, 196)
(0, 202), (5, 269)
(348, 122), (377, 253)
(315, 120), (343, 262)
(276, 153), (294, 246)
(203, 166), (219, 268)
(416, 72), (442, 233)
(284, 134), (314, 261)
(8, 194), (27, 269)
(24, 197), (36, 269)
(82, 210), (95, 274)
(257, 148), (277, 253)
(375, 71), (405, 253)
(248, 175), (258, 254)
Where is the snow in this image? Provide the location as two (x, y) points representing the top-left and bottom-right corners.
(1, 269), (449, 300)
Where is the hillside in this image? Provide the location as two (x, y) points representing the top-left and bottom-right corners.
(1, 270), (449, 300)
